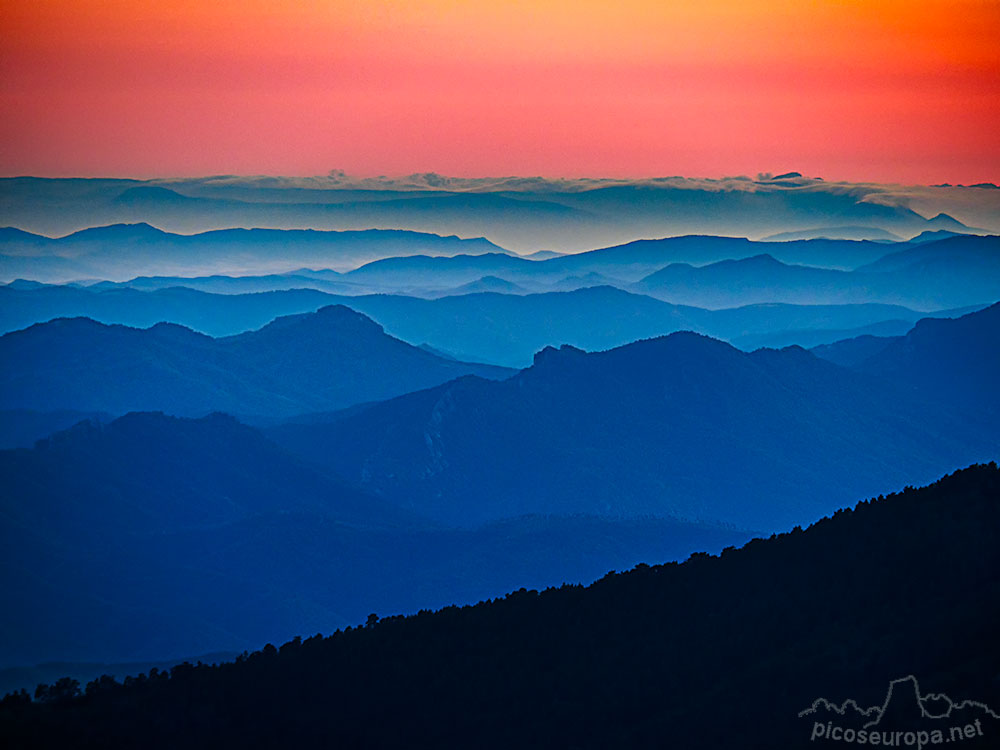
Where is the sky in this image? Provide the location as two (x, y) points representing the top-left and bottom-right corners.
(1, 0), (998, 184)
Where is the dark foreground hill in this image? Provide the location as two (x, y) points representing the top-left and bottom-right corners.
(0, 305), (513, 418)
(3, 464), (997, 749)
(0, 412), (749, 668)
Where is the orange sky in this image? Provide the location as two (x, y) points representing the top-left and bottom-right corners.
(1, 0), (998, 183)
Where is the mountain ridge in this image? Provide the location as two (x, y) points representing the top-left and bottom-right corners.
(0, 305), (515, 418)
(268, 315), (996, 529)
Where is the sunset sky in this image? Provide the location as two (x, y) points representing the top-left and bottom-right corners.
(2, 0), (998, 183)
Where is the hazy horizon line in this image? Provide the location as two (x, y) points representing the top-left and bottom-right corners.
(3, 172), (997, 191)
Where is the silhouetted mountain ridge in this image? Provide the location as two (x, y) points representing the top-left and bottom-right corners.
(0, 282), (973, 366)
(633, 236), (1000, 309)
(0, 306), (514, 418)
(269, 320), (995, 529)
(5, 174), (995, 253)
(848, 302), (1000, 420)
(0, 224), (509, 281)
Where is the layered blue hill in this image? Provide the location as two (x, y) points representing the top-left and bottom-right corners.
(814, 302), (1000, 422)
(0, 412), (750, 667)
(633, 234), (1000, 309)
(1, 281), (967, 368)
(0, 306), (514, 418)
(268, 311), (998, 530)
(0, 223), (508, 282)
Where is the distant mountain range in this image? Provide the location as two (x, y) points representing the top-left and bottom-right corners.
(5, 227), (997, 320)
(4, 463), (997, 748)
(761, 225), (904, 242)
(632, 235), (1000, 309)
(6, 230), (995, 323)
(0, 306), (513, 419)
(318, 288), (971, 367)
(336, 233), (955, 291)
(2, 228), (916, 287)
(0, 223), (507, 282)
(268, 305), (999, 531)
(0, 283), (342, 338)
(2, 175), (997, 253)
(1, 275), (986, 368)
